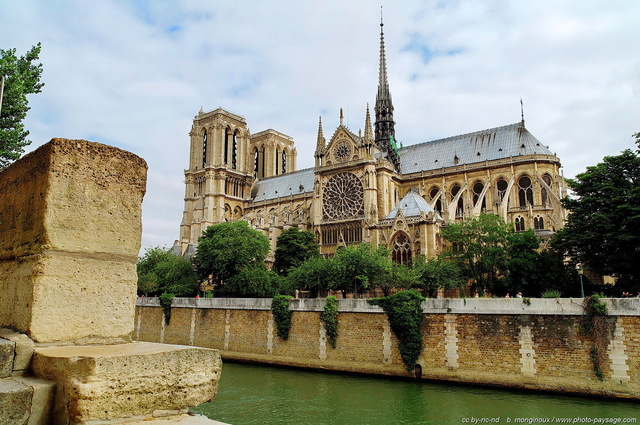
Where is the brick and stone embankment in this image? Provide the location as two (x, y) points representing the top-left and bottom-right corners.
(136, 297), (640, 400)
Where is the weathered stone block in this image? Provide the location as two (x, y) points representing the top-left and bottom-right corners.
(0, 328), (35, 373)
(0, 378), (32, 425)
(0, 139), (147, 343)
(12, 376), (56, 425)
(0, 338), (15, 378)
(32, 342), (221, 424)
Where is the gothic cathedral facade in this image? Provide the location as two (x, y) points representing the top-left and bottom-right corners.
(176, 21), (566, 265)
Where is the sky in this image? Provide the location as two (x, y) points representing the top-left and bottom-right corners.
(2, 0), (639, 253)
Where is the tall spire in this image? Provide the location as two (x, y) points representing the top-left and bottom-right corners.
(315, 116), (326, 168)
(364, 103), (374, 144)
(374, 7), (399, 170)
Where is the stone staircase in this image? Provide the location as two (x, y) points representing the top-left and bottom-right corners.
(0, 328), (55, 425)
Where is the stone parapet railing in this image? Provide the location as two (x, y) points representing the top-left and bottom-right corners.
(137, 296), (640, 316)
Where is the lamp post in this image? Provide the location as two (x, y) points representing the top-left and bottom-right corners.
(577, 265), (585, 298)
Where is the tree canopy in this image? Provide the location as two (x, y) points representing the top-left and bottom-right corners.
(273, 227), (320, 276)
(137, 247), (199, 297)
(0, 43), (44, 169)
(193, 221), (271, 294)
(553, 136), (640, 292)
(441, 213), (512, 295)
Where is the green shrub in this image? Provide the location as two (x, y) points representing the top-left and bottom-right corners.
(271, 295), (293, 340)
(321, 296), (339, 348)
(159, 292), (175, 325)
(582, 294), (610, 381)
(368, 290), (425, 371)
(541, 289), (561, 298)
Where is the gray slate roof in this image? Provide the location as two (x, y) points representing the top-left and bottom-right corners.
(252, 168), (315, 202)
(384, 190), (436, 220)
(398, 122), (553, 174)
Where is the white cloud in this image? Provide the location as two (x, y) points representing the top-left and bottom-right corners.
(2, 0), (639, 253)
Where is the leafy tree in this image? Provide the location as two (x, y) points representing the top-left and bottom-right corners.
(273, 227), (320, 276)
(0, 43), (44, 169)
(441, 214), (512, 295)
(137, 247), (199, 296)
(193, 221), (270, 292)
(413, 255), (463, 295)
(503, 230), (540, 296)
(286, 255), (339, 297)
(374, 262), (420, 296)
(553, 139), (640, 292)
(225, 266), (283, 297)
(332, 243), (390, 298)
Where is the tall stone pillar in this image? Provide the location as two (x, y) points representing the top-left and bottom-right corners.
(0, 139), (146, 343)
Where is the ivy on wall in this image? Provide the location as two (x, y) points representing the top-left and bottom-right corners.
(321, 296), (339, 348)
(368, 290), (425, 372)
(159, 292), (175, 325)
(271, 294), (293, 340)
(581, 294), (610, 380)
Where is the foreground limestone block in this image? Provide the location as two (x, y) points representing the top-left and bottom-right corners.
(0, 328), (35, 373)
(0, 139), (147, 343)
(32, 342), (221, 424)
(12, 376), (56, 425)
(0, 378), (32, 425)
(0, 339), (14, 378)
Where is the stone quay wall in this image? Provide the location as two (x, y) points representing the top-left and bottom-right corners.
(135, 297), (640, 399)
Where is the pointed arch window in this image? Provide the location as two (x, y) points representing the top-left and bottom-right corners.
(392, 232), (412, 265)
(541, 174), (552, 207)
(202, 130), (208, 168)
(451, 183), (464, 218)
(282, 150), (287, 174)
(224, 128), (230, 165)
(254, 148), (259, 178)
(275, 148), (280, 176)
(518, 175), (534, 207)
(261, 147), (266, 178)
(429, 186), (442, 215)
(472, 181), (486, 211)
(496, 178), (508, 204)
(534, 216), (545, 230)
(514, 216), (526, 232)
(232, 130), (238, 169)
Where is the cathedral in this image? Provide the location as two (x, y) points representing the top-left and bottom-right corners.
(175, 19), (567, 265)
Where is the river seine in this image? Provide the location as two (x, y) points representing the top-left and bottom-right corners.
(192, 362), (639, 425)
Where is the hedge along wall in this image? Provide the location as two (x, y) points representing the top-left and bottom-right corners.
(135, 297), (640, 399)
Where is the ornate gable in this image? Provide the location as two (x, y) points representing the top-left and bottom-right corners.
(325, 126), (361, 166)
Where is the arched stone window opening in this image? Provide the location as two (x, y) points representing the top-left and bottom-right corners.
(514, 216), (525, 232)
(275, 148), (280, 176)
(541, 174), (552, 207)
(429, 186), (442, 215)
(282, 149), (287, 174)
(473, 181), (486, 211)
(232, 130), (238, 170)
(496, 178), (508, 204)
(518, 175), (534, 208)
(451, 183), (464, 218)
(224, 128), (230, 165)
(534, 216), (544, 230)
(224, 204), (232, 221)
(261, 147), (266, 178)
(202, 130), (208, 168)
(253, 148), (259, 178)
(392, 232), (412, 265)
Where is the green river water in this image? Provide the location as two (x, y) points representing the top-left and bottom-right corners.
(192, 362), (640, 425)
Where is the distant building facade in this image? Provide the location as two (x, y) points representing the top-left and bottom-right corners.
(175, 20), (566, 264)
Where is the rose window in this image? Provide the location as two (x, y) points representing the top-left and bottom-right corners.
(333, 141), (351, 163)
(322, 172), (364, 220)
